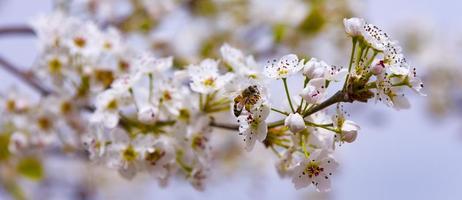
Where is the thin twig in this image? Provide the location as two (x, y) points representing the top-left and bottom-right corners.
(0, 55), (50, 95)
(0, 26), (35, 37)
(210, 121), (239, 131)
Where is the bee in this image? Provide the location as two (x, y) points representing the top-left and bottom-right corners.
(233, 85), (261, 117)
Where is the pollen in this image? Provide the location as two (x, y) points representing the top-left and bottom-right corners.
(73, 37), (87, 48)
(277, 68), (288, 76)
(106, 99), (118, 110)
(122, 145), (138, 162)
(163, 91), (172, 101)
(303, 162), (324, 178)
(60, 101), (72, 114)
(202, 77), (216, 87)
(48, 57), (62, 73)
(145, 149), (166, 165)
(6, 99), (15, 112)
(37, 116), (52, 131)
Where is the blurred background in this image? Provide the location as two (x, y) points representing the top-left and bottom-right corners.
(1, 0), (462, 199)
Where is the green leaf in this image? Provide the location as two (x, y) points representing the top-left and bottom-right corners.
(16, 157), (44, 181)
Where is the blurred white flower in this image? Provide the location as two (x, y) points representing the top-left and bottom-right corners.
(189, 59), (234, 94)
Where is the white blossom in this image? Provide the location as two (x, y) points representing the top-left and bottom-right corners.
(300, 78), (327, 104)
(189, 59), (234, 94)
(264, 54), (304, 79)
(291, 149), (338, 191)
(237, 103), (270, 151)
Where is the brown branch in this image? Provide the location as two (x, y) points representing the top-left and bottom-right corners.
(0, 26), (35, 37)
(303, 91), (354, 117)
(0, 55), (50, 95)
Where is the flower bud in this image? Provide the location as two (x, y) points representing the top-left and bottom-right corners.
(138, 106), (158, 124)
(303, 58), (326, 79)
(340, 120), (359, 143)
(343, 18), (365, 37)
(284, 113), (305, 133)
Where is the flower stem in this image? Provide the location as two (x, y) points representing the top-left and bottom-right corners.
(268, 120), (285, 129)
(271, 107), (289, 116)
(365, 51), (378, 67)
(305, 121), (338, 133)
(297, 77), (310, 113)
(301, 134), (310, 158)
(199, 94), (204, 111)
(343, 38), (358, 91)
(282, 78), (295, 113)
(148, 73), (153, 102)
(128, 88), (139, 111)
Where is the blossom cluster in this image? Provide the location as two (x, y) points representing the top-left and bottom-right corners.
(82, 17), (423, 191)
(0, 10), (424, 194)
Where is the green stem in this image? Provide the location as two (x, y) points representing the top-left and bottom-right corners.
(282, 78), (295, 113)
(362, 47), (370, 59)
(271, 107), (289, 116)
(268, 120), (285, 129)
(129, 88), (138, 111)
(148, 73), (153, 102)
(365, 51), (378, 67)
(343, 38), (358, 91)
(297, 77), (310, 113)
(301, 134), (310, 158)
(305, 121), (338, 132)
(199, 94), (204, 111)
(270, 146), (282, 158)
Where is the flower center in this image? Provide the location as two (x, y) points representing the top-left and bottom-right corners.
(179, 109), (190, 122)
(37, 116), (52, 131)
(48, 58), (62, 73)
(304, 162), (324, 178)
(60, 101), (72, 114)
(122, 145), (138, 162)
(73, 37), (87, 48)
(95, 70), (114, 88)
(103, 41), (113, 50)
(277, 68), (288, 76)
(145, 149), (166, 166)
(202, 77), (216, 87)
(6, 100), (15, 112)
(162, 91), (172, 101)
(191, 134), (208, 151)
(118, 59), (130, 71)
(106, 99), (118, 110)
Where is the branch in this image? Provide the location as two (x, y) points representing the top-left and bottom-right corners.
(0, 55), (50, 95)
(303, 91), (353, 117)
(0, 26), (35, 37)
(210, 121), (239, 131)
